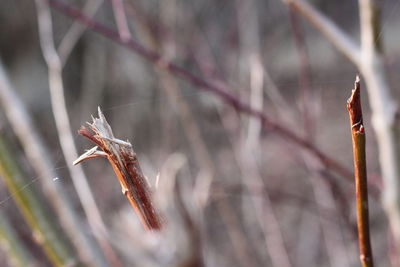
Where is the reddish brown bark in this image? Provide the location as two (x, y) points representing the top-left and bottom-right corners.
(347, 76), (373, 267)
(75, 108), (163, 230)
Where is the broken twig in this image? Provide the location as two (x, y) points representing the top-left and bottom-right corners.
(74, 107), (163, 230)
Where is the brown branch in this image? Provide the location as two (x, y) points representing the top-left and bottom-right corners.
(48, 0), (353, 182)
(347, 76), (374, 267)
(74, 108), (163, 231)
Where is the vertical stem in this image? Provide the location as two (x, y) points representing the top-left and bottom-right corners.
(359, 0), (400, 251)
(34, 0), (121, 265)
(347, 76), (374, 267)
(0, 60), (107, 267)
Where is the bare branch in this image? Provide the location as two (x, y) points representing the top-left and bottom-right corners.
(347, 76), (374, 267)
(34, 0), (121, 265)
(48, 0), (354, 183)
(282, 0), (361, 67)
(284, 0), (400, 257)
(359, 0), (382, 56)
(0, 60), (106, 266)
(110, 0), (132, 41)
(58, 0), (103, 65)
(236, 1), (291, 265)
(358, 0), (400, 251)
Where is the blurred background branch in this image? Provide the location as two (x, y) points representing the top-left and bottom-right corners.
(34, 0), (121, 265)
(0, 59), (106, 266)
(282, 0), (400, 255)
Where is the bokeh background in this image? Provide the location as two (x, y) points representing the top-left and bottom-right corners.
(0, 0), (400, 266)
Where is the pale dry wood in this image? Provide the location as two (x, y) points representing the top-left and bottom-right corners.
(283, 0), (400, 254)
(34, 0), (121, 265)
(0, 60), (106, 267)
(58, 0), (103, 65)
(281, 0), (361, 66)
(358, 0), (400, 247)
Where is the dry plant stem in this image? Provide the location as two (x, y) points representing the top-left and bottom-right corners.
(75, 108), (163, 230)
(359, 0), (400, 248)
(48, 0), (353, 183)
(236, 1), (291, 265)
(282, 0), (360, 66)
(153, 6), (259, 263)
(110, 0), (131, 41)
(58, 0), (103, 65)
(156, 74), (254, 263)
(0, 61), (106, 267)
(158, 65), (259, 267)
(195, 27), (353, 253)
(288, 9), (351, 264)
(194, 22), (350, 230)
(236, 0), (264, 154)
(218, 106), (292, 267)
(34, 0), (120, 265)
(347, 77), (374, 267)
(283, 0), (400, 251)
(148, 8), (256, 262)
(192, 17), (349, 264)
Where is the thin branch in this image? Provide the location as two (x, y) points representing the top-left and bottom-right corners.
(75, 108), (163, 230)
(58, 0), (103, 65)
(347, 76), (374, 267)
(281, 0), (361, 67)
(284, 0), (400, 256)
(359, 0), (382, 56)
(236, 1), (291, 265)
(358, 0), (400, 253)
(236, 0), (264, 154)
(110, 0), (132, 41)
(0, 60), (107, 266)
(34, 0), (121, 265)
(48, 0), (354, 183)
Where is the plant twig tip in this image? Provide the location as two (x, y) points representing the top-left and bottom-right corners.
(76, 111), (163, 230)
(73, 146), (106, 165)
(97, 106), (104, 120)
(347, 77), (373, 267)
